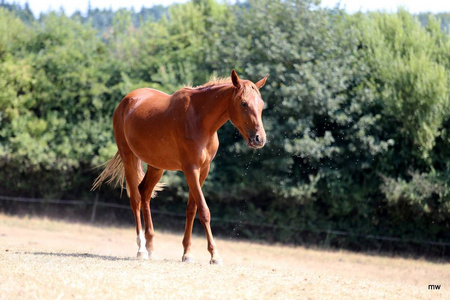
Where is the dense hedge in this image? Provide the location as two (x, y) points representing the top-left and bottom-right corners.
(0, 0), (449, 256)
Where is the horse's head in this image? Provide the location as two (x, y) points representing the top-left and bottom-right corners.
(228, 70), (268, 149)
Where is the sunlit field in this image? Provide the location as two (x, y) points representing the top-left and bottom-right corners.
(1, 213), (448, 299)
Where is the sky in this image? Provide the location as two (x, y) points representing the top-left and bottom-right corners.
(14, 0), (450, 17)
(320, 0), (450, 14)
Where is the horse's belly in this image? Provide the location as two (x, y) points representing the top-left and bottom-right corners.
(125, 127), (182, 171)
(123, 109), (181, 171)
(139, 142), (182, 171)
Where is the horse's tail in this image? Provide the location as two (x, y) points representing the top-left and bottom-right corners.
(91, 151), (165, 198)
(91, 152), (126, 196)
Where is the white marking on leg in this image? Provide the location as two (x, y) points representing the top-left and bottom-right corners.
(137, 231), (147, 253)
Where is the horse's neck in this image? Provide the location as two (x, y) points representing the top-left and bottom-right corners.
(191, 85), (233, 134)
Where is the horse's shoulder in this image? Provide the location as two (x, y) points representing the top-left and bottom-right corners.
(170, 88), (194, 105)
(172, 88), (193, 98)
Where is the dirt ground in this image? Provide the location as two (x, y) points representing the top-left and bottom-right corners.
(0, 213), (448, 299)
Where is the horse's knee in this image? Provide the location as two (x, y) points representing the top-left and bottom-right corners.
(186, 203), (196, 216)
(145, 230), (155, 239)
(198, 208), (211, 224)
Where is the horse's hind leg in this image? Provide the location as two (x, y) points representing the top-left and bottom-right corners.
(138, 165), (163, 257)
(120, 150), (148, 259)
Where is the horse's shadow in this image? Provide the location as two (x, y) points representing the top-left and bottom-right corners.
(25, 251), (134, 261)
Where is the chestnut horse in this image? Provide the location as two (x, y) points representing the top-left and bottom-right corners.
(92, 70), (268, 264)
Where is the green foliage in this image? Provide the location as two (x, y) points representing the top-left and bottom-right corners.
(0, 1), (449, 255)
(381, 171), (449, 215)
(360, 10), (449, 160)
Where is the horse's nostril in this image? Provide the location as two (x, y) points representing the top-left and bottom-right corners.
(255, 134), (260, 143)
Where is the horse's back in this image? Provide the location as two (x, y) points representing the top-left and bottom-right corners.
(124, 87), (170, 112)
(113, 88), (172, 124)
(126, 88), (170, 100)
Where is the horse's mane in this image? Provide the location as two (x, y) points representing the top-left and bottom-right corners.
(185, 77), (232, 90)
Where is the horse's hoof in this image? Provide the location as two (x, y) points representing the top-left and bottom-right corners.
(182, 255), (195, 264)
(147, 251), (157, 260)
(137, 251), (149, 260)
(210, 257), (223, 265)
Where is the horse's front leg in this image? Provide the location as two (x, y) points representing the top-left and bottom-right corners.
(182, 165), (210, 263)
(183, 166), (222, 265)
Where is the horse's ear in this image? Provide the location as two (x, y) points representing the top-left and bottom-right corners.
(231, 69), (241, 88)
(255, 75), (269, 89)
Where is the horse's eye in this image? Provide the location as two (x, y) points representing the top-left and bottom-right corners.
(241, 102), (248, 107)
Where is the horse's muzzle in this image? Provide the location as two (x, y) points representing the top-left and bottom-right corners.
(248, 133), (265, 149)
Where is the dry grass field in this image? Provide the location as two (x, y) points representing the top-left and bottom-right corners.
(0, 213), (448, 299)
